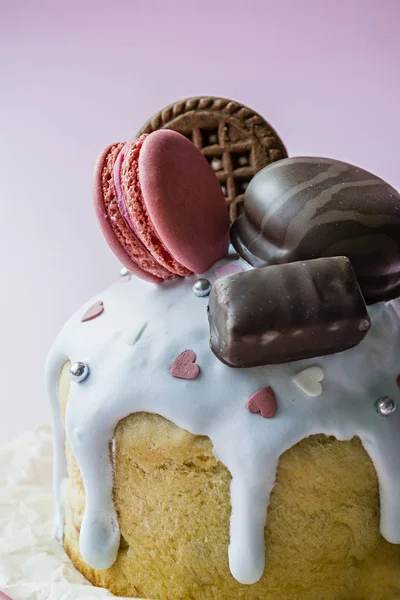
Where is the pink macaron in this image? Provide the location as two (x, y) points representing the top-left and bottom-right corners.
(93, 130), (230, 283)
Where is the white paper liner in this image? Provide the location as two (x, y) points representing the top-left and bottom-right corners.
(0, 426), (149, 600)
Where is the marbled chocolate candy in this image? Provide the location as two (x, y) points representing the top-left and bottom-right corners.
(230, 157), (400, 304)
(208, 257), (371, 368)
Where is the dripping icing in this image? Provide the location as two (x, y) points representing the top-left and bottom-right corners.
(45, 256), (400, 584)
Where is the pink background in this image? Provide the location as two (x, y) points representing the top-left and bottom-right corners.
(1, 0), (399, 442)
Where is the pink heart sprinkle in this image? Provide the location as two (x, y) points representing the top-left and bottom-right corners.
(170, 350), (200, 380)
(246, 386), (277, 418)
(215, 264), (244, 278)
(81, 301), (104, 322)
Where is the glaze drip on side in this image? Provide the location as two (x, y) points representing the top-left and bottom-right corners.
(45, 256), (400, 585)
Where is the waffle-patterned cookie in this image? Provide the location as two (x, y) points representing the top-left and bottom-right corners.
(137, 97), (288, 222)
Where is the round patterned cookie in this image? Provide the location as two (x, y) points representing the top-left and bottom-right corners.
(137, 97), (288, 222)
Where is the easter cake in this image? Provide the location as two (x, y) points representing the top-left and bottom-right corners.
(46, 99), (400, 600)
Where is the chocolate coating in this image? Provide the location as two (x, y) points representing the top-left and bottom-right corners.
(230, 157), (400, 304)
(208, 257), (371, 368)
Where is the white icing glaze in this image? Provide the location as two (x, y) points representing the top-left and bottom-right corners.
(46, 254), (400, 585)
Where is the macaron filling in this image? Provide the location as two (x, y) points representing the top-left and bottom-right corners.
(113, 144), (139, 237)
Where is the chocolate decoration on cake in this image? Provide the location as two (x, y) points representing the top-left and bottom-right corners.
(208, 257), (371, 368)
(137, 96), (288, 222)
(230, 157), (400, 304)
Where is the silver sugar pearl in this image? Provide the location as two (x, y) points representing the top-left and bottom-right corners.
(192, 278), (212, 297)
(211, 158), (223, 172)
(208, 133), (218, 144)
(237, 155), (249, 166)
(120, 266), (131, 278)
(374, 395), (396, 416)
(69, 361), (90, 383)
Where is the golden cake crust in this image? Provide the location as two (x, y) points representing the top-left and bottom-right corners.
(60, 362), (400, 599)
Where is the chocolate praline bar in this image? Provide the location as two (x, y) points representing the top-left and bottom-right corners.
(208, 257), (371, 368)
(230, 157), (400, 304)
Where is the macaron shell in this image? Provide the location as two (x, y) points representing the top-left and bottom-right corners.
(119, 136), (191, 277)
(93, 144), (173, 283)
(138, 130), (230, 273)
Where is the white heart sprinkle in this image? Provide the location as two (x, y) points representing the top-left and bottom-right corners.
(293, 366), (324, 397)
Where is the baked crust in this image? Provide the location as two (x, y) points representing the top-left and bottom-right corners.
(60, 362), (400, 599)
